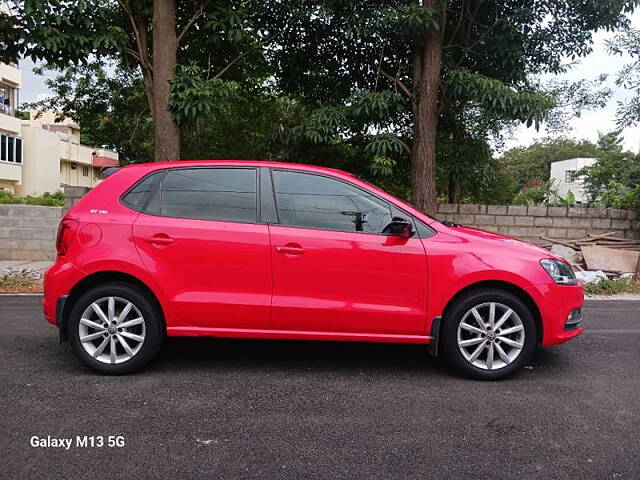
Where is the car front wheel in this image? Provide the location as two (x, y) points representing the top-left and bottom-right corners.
(67, 282), (164, 374)
(441, 288), (537, 380)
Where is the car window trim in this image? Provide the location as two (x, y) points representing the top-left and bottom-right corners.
(259, 167), (278, 223)
(269, 167), (422, 237)
(141, 169), (167, 213)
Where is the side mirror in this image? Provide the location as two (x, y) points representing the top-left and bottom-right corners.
(382, 216), (414, 238)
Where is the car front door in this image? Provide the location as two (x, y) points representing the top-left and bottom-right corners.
(267, 169), (429, 336)
(131, 167), (271, 330)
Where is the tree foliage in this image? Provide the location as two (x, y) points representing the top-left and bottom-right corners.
(607, 28), (640, 128)
(25, 62), (154, 163)
(3, 0), (639, 208)
(498, 137), (602, 191)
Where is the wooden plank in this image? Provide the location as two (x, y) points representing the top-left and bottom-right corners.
(575, 241), (640, 247)
(586, 232), (616, 239)
(540, 236), (578, 249)
(581, 245), (640, 273)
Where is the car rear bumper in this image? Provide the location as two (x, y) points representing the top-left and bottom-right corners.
(525, 282), (584, 346)
(43, 258), (85, 327)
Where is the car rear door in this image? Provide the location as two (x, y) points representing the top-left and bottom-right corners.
(130, 166), (271, 330)
(267, 169), (429, 336)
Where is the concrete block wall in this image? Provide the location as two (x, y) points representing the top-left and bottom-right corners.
(437, 204), (639, 244)
(1, 201), (638, 261)
(63, 185), (91, 211)
(0, 204), (63, 260)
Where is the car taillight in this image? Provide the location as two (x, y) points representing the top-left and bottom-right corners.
(56, 218), (79, 256)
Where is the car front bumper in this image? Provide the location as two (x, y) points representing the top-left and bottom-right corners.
(525, 282), (584, 346)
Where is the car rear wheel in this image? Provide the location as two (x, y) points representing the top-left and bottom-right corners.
(441, 288), (536, 380)
(67, 282), (163, 374)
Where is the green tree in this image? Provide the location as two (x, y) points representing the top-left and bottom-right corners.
(258, 0), (637, 213)
(1, 1), (273, 161)
(26, 62), (154, 163)
(3, 0), (637, 211)
(498, 137), (602, 190)
(28, 61), (312, 164)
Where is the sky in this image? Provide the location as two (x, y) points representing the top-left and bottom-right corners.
(18, 10), (640, 154)
(502, 9), (640, 154)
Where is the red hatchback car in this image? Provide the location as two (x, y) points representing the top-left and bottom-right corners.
(44, 160), (583, 379)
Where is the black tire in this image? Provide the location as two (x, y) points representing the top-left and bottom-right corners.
(441, 288), (536, 380)
(67, 282), (164, 374)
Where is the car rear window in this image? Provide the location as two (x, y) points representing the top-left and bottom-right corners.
(121, 171), (163, 211)
(156, 168), (257, 223)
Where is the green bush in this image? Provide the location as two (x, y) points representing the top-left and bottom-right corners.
(584, 278), (640, 296)
(0, 190), (64, 207)
(599, 182), (640, 210)
(512, 179), (554, 205)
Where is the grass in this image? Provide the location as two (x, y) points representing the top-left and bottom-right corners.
(0, 190), (64, 207)
(0, 275), (42, 293)
(583, 278), (640, 296)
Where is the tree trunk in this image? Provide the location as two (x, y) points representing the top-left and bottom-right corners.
(409, 0), (446, 215)
(448, 173), (457, 203)
(132, 7), (155, 118)
(152, 0), (180, 160)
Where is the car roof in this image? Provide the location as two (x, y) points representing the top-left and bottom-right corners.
(122, 160), (356, 178)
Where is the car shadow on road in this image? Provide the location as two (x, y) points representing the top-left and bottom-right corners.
(151, 337), (453, 377)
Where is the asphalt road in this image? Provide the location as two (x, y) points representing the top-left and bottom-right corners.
(1, 296), (639, 479)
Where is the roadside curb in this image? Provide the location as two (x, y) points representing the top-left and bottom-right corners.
(0, 293), (44, 296)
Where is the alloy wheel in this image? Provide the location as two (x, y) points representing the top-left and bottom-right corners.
(456, 302), (525, 371)
(78, 296), (146, 364)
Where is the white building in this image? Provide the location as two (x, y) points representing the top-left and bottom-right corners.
(549, 157), (597, 203)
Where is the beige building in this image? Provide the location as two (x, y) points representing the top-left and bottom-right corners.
(0, 61), (23, 193)
(0, 61), (118, 196)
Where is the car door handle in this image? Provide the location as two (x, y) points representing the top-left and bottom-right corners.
(276, 243), (305, 255)
(144, 234), (174, 246)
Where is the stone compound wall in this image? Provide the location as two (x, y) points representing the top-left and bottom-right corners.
(63, 185), (91, 211)
(436, 204), (639, 245)
(1, 201), (638, 261)
(0, 204), (63, 261)
(0, 186), (89, 261)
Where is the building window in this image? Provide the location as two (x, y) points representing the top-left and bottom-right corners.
(0, 83), (18, 117)
(82, 166), (89, 177)
(15, 138), (22, 164)
(0, 134), (22, 164)
(565, 170), (577, 183)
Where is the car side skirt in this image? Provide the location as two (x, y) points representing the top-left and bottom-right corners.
(167, 327), (432, 344)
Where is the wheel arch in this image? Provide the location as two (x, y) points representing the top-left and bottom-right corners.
(431, 280), (542, 356)
(59, 271), (166, 339)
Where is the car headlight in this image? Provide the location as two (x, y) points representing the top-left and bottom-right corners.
(540, 259), (578, 285)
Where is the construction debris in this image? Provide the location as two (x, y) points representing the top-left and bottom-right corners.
(539, 232), (640, 251)
(574, 270), (608, 284)
(550, 244), (580, 264)
(540, 231), (640, 283)
(581, 246), (640, 273)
